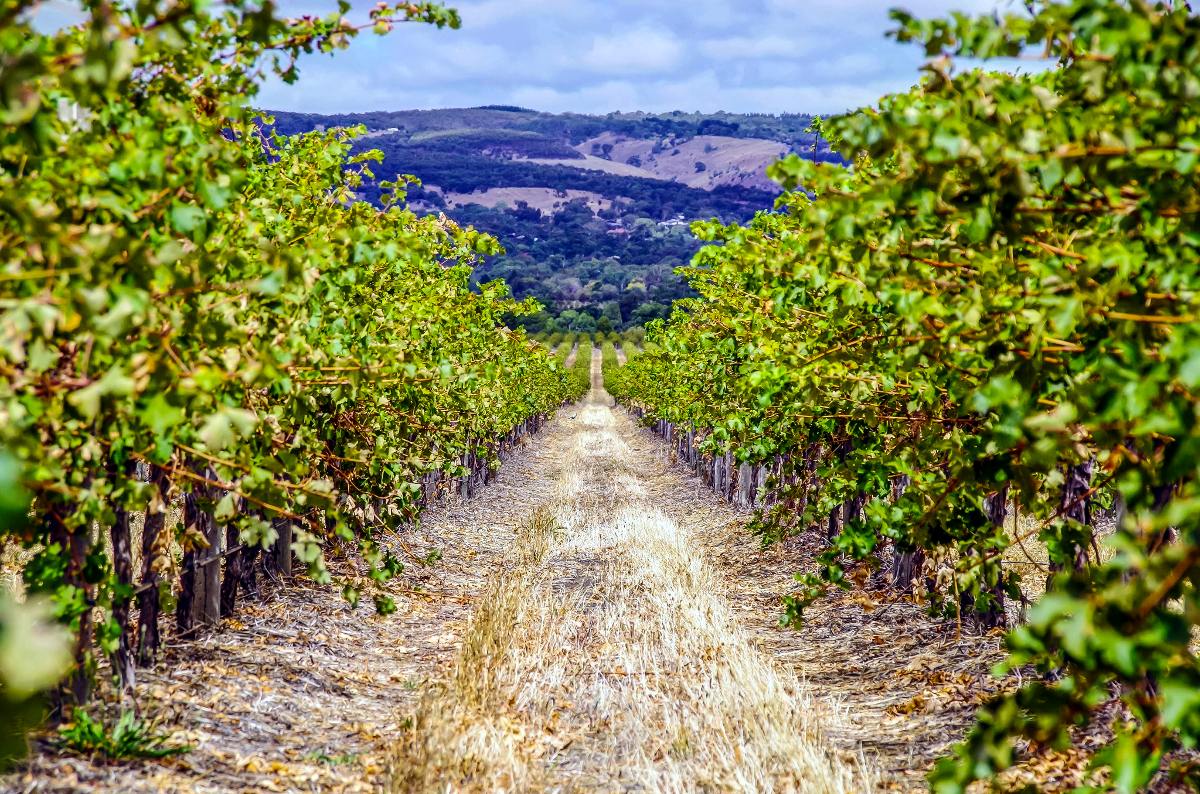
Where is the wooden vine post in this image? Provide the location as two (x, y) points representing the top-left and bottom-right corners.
(178, 478), (224, 632)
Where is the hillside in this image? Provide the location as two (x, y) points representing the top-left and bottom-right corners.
(565, 132), (790, 191)
(267, 108), (836, 332)
(267, 106), (834, 159)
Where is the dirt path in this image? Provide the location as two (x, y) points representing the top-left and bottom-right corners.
(394, 356), (868, 792)
(563, 341), (580, 368)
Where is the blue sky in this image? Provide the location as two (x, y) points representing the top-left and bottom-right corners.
(40, 0), (1020, 115)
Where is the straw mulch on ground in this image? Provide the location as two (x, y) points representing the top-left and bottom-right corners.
(393, 362), (864, 792)
(629, 398), (1194, 792)
(617, 411), (1003, 791)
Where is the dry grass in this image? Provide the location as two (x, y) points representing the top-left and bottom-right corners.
(568, 133), (788, 191)
(609, 387), (1005, 792)
(440, 187), (616, 214)
(999, 506), (1119, 609)
(1, 541), (33, 599)
(392, 359), (866, 792)
(521, 154), (668, 181)
(392, 509), (563, 792)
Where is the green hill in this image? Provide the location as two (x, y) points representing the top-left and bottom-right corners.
(266, 108), (837, 332)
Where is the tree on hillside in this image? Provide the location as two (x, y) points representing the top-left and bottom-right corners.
(631, 302), (669, 326)
(602, 302), (624, 330)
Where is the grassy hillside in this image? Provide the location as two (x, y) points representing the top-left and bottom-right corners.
(266, 108), (835, 333)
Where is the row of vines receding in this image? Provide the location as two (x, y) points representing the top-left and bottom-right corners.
(608, 1), (1200, 790)
(0, 0), (582, 758)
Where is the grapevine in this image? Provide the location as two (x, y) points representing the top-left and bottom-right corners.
(0, 0), (573, 728)
(611, 1), (1200, 788)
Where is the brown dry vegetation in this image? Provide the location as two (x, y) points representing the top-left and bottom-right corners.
(521, 154), (668, 182)
(560, 133), (789, 191)
(439, 187), (618, 214)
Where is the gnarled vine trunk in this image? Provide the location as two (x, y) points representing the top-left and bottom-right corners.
(108, 462), (136, 689)
(1047, 460), (1094, 591)
(137, 467), (171, 666)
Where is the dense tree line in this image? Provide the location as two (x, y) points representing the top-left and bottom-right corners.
(456, 200), (699, 329)
(267, 107), (839, 155)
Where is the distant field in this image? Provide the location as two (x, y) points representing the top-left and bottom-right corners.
(440, 187), (616, 213)
(522, 154), (669, 181)
(575, 133), (788, 191)
(523, 135), (788, 192)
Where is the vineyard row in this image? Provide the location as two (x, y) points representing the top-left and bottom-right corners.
(605, 2), (1200, 790)
(0, 1), (592, 758)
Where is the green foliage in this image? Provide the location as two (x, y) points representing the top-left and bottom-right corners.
(0, 594), (74, 770)
(56, 710), (189, 761)
(600, 341), (620, 393)
(555, 333), (576, 365)
(568, 340), (593, 397)
(620, 326), (646, 350)
(0, 0), (575, 730)
(612, 1), (1200, 788)
(0, 595), (73, 702)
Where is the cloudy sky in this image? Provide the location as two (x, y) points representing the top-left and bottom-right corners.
(251, 0), (1021, 115)
(37, 0), (1021, 116)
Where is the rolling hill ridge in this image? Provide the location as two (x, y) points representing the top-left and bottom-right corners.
(267, 108), (836, 332)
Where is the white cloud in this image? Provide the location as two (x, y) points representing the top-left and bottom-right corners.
(765, 0), (1008, 16)
(454, 0), (592, 28)
(505, 69), (910, 116)
(404, 40), (513, 78)
(698, 34), (819, 60)
(579, 28), (683, 75)
(512, 80), (645, 113)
